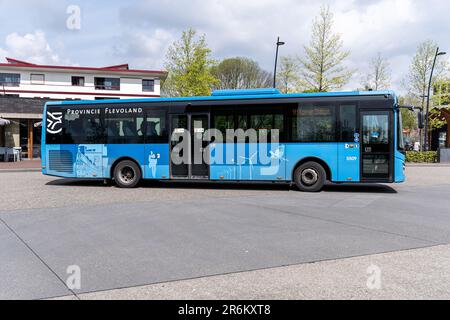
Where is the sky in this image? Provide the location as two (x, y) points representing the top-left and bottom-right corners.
(0, 0), (449, 94)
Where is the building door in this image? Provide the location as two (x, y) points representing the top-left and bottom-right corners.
(170, 113), (210, 179)
(360, 110), (392, 181)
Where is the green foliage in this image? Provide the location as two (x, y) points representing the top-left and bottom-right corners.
(211, 57), (271, 90)
(406, 151), (437, 163)
(400, 108), (418, 131)
(429, 107), (447, 130)
(276, 56), (300, 93)
(302, 88), (322, 93)
(433, 79), (450, 106)
(405, 40), (448, 102)
(299, 5), (353, 92)
(163, 28), (218, 97)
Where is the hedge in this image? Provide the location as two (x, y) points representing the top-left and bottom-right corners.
(405, 151), (438, 163)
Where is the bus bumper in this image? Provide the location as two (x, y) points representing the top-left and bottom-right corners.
(394, 153), (406, 183)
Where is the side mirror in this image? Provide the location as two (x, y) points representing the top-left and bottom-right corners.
(418, 111), (424, 129)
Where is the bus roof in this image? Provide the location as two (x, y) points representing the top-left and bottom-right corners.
(45, 89), (396, 106)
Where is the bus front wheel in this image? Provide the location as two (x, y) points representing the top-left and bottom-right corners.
(113, 160), (141, 188)
(294, 162), (326, 192)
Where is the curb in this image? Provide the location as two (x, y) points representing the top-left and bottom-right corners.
(0, 168), (41, 173)
(406, 164), (450, 167)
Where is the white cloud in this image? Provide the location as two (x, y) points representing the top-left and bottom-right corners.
(112, 29), (175, 70)
(0, 31), (60, 64)
(116, 0), (450, 94)
(1, 0), (449, 95)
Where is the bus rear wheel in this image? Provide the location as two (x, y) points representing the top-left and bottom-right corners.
(294, 161), (326, 192)
(113, 160), (141, 188)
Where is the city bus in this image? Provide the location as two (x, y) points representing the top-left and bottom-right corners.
(41, 89), (418, 191)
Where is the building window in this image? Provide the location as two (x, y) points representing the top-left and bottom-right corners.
(142, 79), (155, 92)
(30, 74), (45, 85)
(0, 73), (20, 87)
(72, 76), (85, 86)
(94, 77), (120, 90)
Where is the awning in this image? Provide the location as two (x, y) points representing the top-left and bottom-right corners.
(0, 118), (11, 126)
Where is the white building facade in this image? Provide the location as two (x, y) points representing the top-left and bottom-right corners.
(0, 57), (166, 100)
(0, 57), (167, 159)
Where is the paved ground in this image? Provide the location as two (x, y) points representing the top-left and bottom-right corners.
(57, 244), (450, 300)
(0, 159), (40, 171)
(0, 166), (449, 300)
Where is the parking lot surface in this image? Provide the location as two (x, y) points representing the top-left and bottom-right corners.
(0, 166), (449, 299)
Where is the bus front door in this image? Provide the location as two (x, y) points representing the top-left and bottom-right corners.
(360, 110), (393, 182)
(170, 113), (210, 179)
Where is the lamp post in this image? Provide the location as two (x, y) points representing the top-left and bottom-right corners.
(424, 47), (446, 151)
(273, 36), (285, 88)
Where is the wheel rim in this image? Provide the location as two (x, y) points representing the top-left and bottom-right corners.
(118, 166), (135, 185)
(301, 168), (318, 185)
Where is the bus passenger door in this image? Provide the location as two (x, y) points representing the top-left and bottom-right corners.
(170, 113), (210, 179)
(190, 114), (210, 179)
(360, 110), (393, 182)
(170, 114), (189, 178)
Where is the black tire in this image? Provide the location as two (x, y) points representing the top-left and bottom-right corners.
(294, 161), (326, 192)
(113, 160), (141, 188)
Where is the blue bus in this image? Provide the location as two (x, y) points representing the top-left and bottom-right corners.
(41, 89), (419, 191)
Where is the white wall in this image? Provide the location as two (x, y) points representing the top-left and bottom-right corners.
(0, 69), (161, 100)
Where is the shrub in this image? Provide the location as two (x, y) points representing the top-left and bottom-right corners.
(405, 151), (438, 163)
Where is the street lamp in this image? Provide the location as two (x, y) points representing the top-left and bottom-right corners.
(273, 36), (285, 88)
(424, 47), (446, 151)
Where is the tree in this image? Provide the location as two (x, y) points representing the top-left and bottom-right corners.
(299, 5), (352, 92)
(405, 40), (448, 148)
(162, 28), (218, 97)
(277, 56), (300, 93)
(211, 57), (272, 90)
(428, 108), (447, 130)
(398, 95), (418, 131)
(362, 53), (391, 91)
(398, 95), (420, 145)
(405, 40), (447, 109)
(400, 108), (418, 132)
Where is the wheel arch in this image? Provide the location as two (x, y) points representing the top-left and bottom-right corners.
(110, 156), (142, 180)
(291, 157), (332, 182)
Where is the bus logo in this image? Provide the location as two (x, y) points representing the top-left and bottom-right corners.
(46, 111), (63, 134)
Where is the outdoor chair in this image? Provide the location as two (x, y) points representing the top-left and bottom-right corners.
(0, 147), (6, 162)
(13, 147), (22, 161)
(5, 147), (21, 162)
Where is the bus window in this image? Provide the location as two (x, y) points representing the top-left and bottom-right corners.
(144, 110), (168, 143)
(63, 108), (103, 144)
(237, 114), (248, 131)
(105, 112), (144, 144)
(292, 104), (335, 142)
(362, 115), (389, 145)
(250, 113), (284, 142)
(213, 113), (234, 142)
(340, 104), (357, 142)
